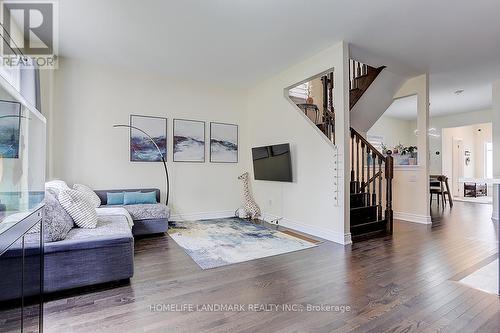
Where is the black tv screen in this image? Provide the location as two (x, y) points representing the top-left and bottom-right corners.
(252, 143), (292, 182)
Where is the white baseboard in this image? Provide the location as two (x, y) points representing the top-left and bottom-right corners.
(492, 209), (499, 223)
(394, 211), (432, 224)
(170, 210), (235, 221)
(261, 213), (350, 245)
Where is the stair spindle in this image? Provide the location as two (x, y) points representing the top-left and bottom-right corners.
(372, 152), (376, 206)
(356, 137), (360, 191)
(378, 157), (383, 220)
(366, 147), (371, 199)
(361, 142), (365, 192)
(351, 132), (355, 182)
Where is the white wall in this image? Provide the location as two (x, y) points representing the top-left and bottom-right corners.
(245, 42), (350, 244)
(441, 124), (493, 196)
(367, 115), (416, 149)
(427, 109), (492, 175)
(51, 58), (247, 218)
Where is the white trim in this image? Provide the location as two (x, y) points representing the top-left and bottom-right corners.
(491, 213), (498, 223)
(394, 211), (432, 224)
(169, 210), (235, 221)
(393, 165), (421, 171)
(261, 212), (350, 245)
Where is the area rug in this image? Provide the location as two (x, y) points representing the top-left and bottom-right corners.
(168, 217), (318, 269)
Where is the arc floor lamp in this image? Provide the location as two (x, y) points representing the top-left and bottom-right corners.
(113, 124), (170, 205)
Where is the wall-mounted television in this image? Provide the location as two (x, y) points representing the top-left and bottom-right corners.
(252, 143), (292, 182)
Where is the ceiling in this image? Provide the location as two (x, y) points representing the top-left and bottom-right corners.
(57, 0), (500, 116)
(384, 95), (417, 120)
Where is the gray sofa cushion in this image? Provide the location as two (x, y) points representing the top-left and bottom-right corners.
(56, 215), (133, 252)
(122, 203), (170, 221)
(0, 214), (134, 300)
(43, 189), (74, 242)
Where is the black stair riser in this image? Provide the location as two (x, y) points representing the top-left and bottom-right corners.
(351, 220), (387, 236)
(350, 206), (377, 225)
(350, 193), (370, 208)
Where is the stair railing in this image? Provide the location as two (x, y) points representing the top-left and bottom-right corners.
(350, 59), (368, 90)
(350, 127), (393, 233)
(321, 72), (335, 144)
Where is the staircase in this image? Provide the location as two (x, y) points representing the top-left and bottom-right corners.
(349, 60), (385, 110)
(291, 59), (393, 242)
(350, 127), (394, 241)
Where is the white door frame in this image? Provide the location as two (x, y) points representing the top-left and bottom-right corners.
(452, 137), (464, 196)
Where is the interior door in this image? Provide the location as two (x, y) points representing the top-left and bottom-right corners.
(452, 138), (464, 196)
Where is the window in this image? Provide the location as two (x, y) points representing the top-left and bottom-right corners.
(484, 142), (493, 178)
(288, 82), (310, 100)
(367, 134), (384, 152)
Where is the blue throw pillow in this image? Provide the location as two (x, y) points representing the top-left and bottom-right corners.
(107, 192), (125, 205)
(123, 191), (157, 205)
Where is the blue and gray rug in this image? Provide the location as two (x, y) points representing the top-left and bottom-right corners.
(168, 217), (317, 269)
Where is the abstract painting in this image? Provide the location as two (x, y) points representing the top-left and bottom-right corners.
(210, 122), (238, 163)
(0, 101), (22, 159)
(168, 217), (318, 269)
(173, 119), (205, 162)
(130, 115), (167, 162)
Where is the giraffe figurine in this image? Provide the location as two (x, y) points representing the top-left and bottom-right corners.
(237, 172), (261, 220)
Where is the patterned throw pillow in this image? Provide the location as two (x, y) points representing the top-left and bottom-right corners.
(58, 189), (98, 229)
(73, 184), (101, 208)
(43, 189), (74, 242)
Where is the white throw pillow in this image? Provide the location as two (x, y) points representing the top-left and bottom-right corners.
(73, 184), (101, 208)
(58, 189), (98, 229)
(45, 180), (70, 193)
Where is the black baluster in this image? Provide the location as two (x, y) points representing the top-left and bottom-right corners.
(356, 137), (360, 192)
(372, 152), (376, 206)
(351, 131), (355, 182)
(361, 142), (365, 193)
(366, 147), (371, 199)
(378, 157), (383, 220)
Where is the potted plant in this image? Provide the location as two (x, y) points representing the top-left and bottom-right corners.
(381, 143), (388, 155)
(402, 146), (418, 165)
(393, 143), (404, 155)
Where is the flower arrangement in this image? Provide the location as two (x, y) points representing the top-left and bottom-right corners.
(381, 143), (418, 165)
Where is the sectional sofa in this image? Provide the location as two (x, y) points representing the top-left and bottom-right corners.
(0, 187), (170, 301)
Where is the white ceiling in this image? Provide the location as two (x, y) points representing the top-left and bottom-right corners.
(57, 0), (500, 116)
(384, 95), (418, 120)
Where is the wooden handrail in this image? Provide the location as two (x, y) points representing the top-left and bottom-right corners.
(350, 127), (386, 161)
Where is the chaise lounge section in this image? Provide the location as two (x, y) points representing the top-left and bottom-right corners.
(0, 214), (134, 301)
(95, 188), (170, 236)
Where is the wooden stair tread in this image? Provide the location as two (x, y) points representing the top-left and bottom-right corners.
(350, 205), (378, 211)
(350, 219), (387, 229)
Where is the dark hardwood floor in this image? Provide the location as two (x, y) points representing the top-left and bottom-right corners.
(39, 202), (499, 332)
